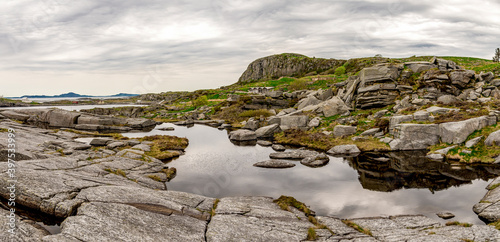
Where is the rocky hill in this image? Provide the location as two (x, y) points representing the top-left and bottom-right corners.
(238, 53), (344, 83)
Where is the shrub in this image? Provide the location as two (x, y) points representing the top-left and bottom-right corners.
(288, 79), (307, 91)
(334, 66), (346, 75)
(239, 109), (273, 118)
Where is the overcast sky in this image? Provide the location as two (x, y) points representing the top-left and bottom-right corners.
(1, 0), (499, 96)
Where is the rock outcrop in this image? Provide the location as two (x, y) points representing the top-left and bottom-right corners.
(238, 53), (344, 83)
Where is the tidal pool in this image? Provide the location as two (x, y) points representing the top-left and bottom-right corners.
(124, 123), (500, 224)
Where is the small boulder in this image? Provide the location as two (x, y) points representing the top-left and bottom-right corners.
(437, 95), (461, 105)
(320, 96), (350, 117)
(255, 124), (281, 138)
(308, 117), (321, 128)
(333, 125), (357, 137)
(465, 136), (482, 148)
(297, 96), (322, 110)
(327, 145), (360, 156)
(229, 129), (257, 141)
(360, 128), (380, 136)
(436, 212), (455, 220)
(485, 130), (500, 146)
(107, 142), (126, 150)
(257, 140), (273, 147)
(300, 154), (329, 167)
(253, 160), (295, 169)
(271, 144), (286, 152)
(269, 149), (319, 160)
(90, 138), (113, 146)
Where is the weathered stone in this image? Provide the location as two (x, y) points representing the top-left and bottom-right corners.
(132, 144), (151, 152)
(47, 110), (81, 127)
(320, 96), (350, 117)
(405, 61), (437, 73)
(90, 138), (113, 146)
(485, 130), (500, 146)
(426, 106), (459, 115)
(479, 71), (495, 82)
(0, 208), (50, 241)
(360, 128), (381, 136)
(308, 117), (321, 127)
(256, 140), (273, 147)
(316, 88), (333, 101)
(297, 95), (322, 110)
(243, 118), (260, 131)
(271, 144), (286, 152)
(279, 115), (308, 130)
(255, 124), (281, 138)
(327, 144), (361, 156)
(333, 125), (357, 137)
(390, 124), (440, 150)
(269, 149), (319, 160)
(450, 69), (476, 88)
(253, 160), (296, 168)
(389, 115), (413, 134)
(229, 129), (257, 141)
(439, 116), (496, 144)
(107, 142), (126, 150)
(300, 154), (329, 167)
(465, 136), (482, 148)
(436, 212), (455, 219)
(426, 153), (444, 161)
(1, 110), (30, 121)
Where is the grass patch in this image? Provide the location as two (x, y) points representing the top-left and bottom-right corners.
(342, 220), (372, 236)
(139, 135), (188, 160)
(0, 128), (8, 132)
(489, 221), (500, 230)
(162, 167), (177, 181)
(306, 227), (318, 241)
(274, 129), (389, 152)
(104, 168), (127, 178)
(489, 183), (500, 190)
(274, 195), (314, 217)
(148, 175), (163, 182)
(210, 199), (220, 217)
(445, 221), (472, 227)
(239, 109), (273, 118)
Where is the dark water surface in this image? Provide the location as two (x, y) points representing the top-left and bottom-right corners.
(125, 123), (500, 225)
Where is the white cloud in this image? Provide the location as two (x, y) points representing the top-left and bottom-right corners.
(0, 0), (499, 96)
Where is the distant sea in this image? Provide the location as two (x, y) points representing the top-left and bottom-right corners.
(8, 96), (134, 103)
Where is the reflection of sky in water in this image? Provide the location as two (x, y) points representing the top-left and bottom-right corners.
(124, 124), (494, 224)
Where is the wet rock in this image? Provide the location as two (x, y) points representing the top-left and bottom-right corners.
(485, 130), (500, 146)
(256, 140), (272, 147)
(426, 153), (444, 161)
(269, 149), (319, 160)
(253, 160), (296, 168)
(327, 144), (360, 156)
(390, 124), (440, 150)
(439, 116), (496, 144)
(89, 138), (113, 146)
(465, 136), (482, 148)
(333, 125), (357, 137)
(229, 129), (257, 141)
(158, 127), (175, 131)
(255, 124), (281, 138)
(436, 212), (455, 219)
(271, 144), (286, 152)
(300, 154), (329, 167)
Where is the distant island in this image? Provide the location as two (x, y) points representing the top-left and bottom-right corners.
(11, 92), (138, 99)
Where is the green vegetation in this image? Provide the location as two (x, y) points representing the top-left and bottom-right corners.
(445, 221), (472, 227)
(342, 220), (372, 236)
(210, 199), (220, 217)
(193, 95), (209, 107)
(239, 109), (273, 118)
(275, 129), (389, 152)
(334, 66), (346, 75)
(104, 168), (127, 178)
(494, 48), (500, 62)
(489, 221), (500, 230)
(0, 128), (9, 132)
(306, 227), (318, 241)
(488, 183), (500, 191)
(139, 135), (188, 160)
(274, 195), (314, 217)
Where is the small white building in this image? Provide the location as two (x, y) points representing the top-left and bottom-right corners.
(21, 97), (31, 103)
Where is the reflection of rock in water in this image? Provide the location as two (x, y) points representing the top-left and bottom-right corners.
(230, 140), (257, 146)
(346, 151), (500, 192)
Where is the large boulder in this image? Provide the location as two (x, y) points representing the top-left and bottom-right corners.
(228, 129), (257, 141)
(280, 115), (309, 130)
(355, 64), (402, 109)
(437, 95), (461, 105)
(320, 96), (350, 117)
(300, 154), (329, 167)
(255, 124), (281, 138)
(47, 110), (81, 127)
(450, 70), (476, 88)
(390, 124), (440, 150)
(439, 116), (496, 144)
(333, 125), (357, 137)
(358, 64), (401, 88)
(297, 96), (322, 110)
(404, 61), (437, 73)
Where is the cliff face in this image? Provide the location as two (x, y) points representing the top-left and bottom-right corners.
(238, 53), (344, 83)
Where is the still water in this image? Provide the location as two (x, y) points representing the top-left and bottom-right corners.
(124, 123), (500, 225)
(0, 104), (145, 111)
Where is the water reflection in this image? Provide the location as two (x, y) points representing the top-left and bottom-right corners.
(123, 124), (500, 224)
